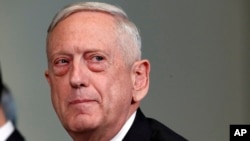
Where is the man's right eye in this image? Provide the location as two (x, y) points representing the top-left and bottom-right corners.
(54, 59), (69, 65)
(52, 58), (70, 76)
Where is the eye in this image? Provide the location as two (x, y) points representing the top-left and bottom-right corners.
(87, 55), (107, 72)
(55, 58), (69, 65)
(52, 58), (70, 76)
(90, 55), (105, 63)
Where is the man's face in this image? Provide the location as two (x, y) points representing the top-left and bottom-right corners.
(45, 12), (135, 133)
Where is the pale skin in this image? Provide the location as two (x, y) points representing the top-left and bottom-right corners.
(45, 11), (150, 141)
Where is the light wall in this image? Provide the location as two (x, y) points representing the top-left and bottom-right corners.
(0, 0), (249, 141)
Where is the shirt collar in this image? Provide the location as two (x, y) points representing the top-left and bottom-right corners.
(111, 111), (137, 141)
(0, 120), (15, 141)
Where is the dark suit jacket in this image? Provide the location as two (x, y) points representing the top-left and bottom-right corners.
(6, 129), (25, 141)
(123, 108), (187, 141)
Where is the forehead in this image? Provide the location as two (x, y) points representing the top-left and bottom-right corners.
(47, 11), (120, 53)
(50, 11), (118, 39)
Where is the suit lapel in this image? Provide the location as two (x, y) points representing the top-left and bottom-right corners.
(123, 108), (151, 141)
(6, 129), (25, 141)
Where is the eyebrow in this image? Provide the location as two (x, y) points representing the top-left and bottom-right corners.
(49, 48), (110, 61)
(48, 51), (73, 61)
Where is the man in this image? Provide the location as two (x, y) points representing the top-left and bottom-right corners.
(0, 66), (25, 141)
(45, 2), (187, 141)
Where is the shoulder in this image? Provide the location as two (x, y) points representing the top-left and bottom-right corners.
(124, 108), (187, 141)
(147, 117), (187, 141)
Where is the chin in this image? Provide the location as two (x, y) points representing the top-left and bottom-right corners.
(67, 114), (100, 132)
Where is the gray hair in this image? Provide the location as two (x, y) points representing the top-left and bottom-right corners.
(47, 2), (142, 65)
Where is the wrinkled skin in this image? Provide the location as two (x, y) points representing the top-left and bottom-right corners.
(45, 11), (150, 141)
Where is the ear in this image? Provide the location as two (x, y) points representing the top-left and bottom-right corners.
(131, 59), (150, 102)
(44, 70), (51, 84)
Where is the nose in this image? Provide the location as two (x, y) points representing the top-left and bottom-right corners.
(69, 62), (89, 89)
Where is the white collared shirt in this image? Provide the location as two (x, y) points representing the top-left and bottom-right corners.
(111, 111), (136, 141)
(0, 120), (15, 141)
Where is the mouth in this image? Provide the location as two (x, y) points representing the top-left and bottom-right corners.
(69, 99), (96, 105)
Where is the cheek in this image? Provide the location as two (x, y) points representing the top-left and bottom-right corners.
(99, 76), (133, 123)
(49, 76), (69, 113)
(102, 71), (133, 106)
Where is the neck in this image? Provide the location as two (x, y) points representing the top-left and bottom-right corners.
(71, 116), (128, 141)
(0, 106), (7, 126)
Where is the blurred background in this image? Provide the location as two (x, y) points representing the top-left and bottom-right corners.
(0, 0), (249, 140)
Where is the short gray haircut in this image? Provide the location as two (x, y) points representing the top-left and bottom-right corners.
(47, 2), (142, 65)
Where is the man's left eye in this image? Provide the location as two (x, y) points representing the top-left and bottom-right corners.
(88, 55), (107, 72)
(93, 56), (104, 61)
